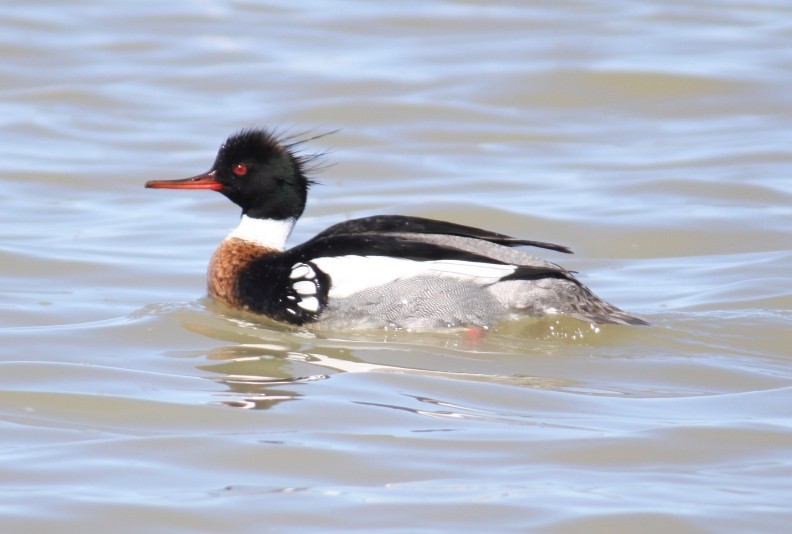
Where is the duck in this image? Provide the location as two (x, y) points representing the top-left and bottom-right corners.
(145, 128), (647, 330)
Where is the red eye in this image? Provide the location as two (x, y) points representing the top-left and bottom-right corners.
(232, 163), (247, 176)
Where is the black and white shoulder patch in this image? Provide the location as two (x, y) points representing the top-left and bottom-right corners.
(282, 261), (328, 322)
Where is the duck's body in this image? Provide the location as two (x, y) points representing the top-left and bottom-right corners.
(146, 129), (647, 329)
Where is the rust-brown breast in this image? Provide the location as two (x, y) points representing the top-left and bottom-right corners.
(207, 238), (273, 310)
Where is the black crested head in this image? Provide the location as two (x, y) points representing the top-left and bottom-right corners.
(210, 129), (317, 220)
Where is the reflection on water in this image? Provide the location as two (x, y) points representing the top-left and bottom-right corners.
(184, 307), (733, 413)
(198, 337), (586, 411)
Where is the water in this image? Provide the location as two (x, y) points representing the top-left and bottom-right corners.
(2, 1), (791, 532)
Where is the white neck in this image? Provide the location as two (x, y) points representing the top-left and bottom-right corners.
(225, 215), (295, 251)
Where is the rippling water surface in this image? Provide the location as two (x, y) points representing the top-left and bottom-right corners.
(2, 1), (791, 532)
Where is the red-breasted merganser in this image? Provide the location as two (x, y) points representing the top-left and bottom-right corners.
(145, 129), (647, 329)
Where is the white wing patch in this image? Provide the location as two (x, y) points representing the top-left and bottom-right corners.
(298, 296), (320, 312)
(290, 264), (313, 280)
(311, 256), (516, 298)
(293, 281), (317, 295)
